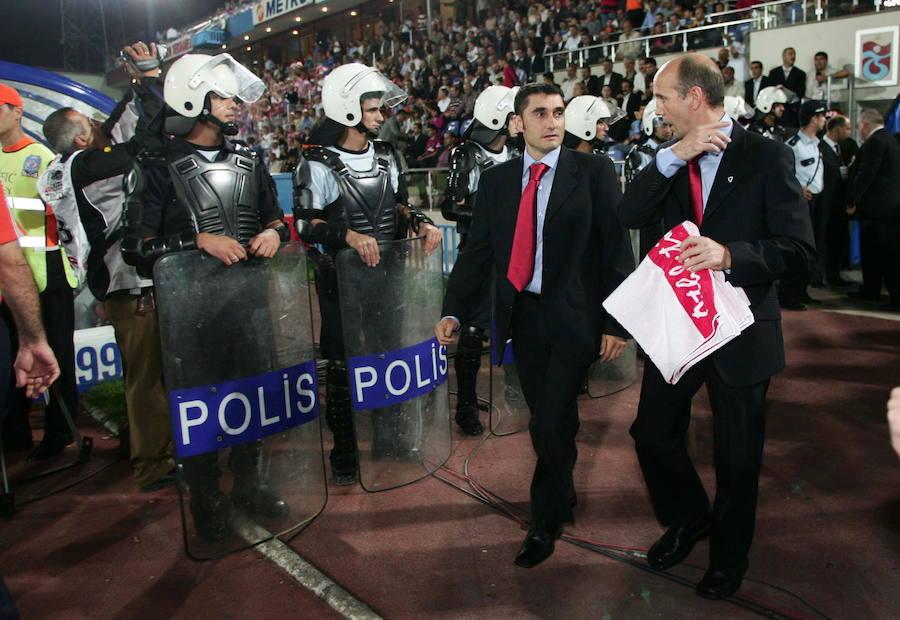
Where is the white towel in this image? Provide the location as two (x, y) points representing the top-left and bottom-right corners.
(603, 221), (754, 384)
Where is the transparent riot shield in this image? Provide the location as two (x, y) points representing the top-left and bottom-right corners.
(335, 237), (451, 492)
(154, 244), (327, 560)
(586, 342), (638, 397)
(587, 228), (640, 397)
(488, 328), (530, 436)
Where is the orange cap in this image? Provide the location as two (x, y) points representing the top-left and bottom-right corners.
(0, 84), (23, 108)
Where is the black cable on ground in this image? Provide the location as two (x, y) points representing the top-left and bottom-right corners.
(15, 456), (123, 508)
(431, 422), (832, 620)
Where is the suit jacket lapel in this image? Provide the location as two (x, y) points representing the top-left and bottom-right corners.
(545, 147), (578, 223)
(703, 122), (745, 221)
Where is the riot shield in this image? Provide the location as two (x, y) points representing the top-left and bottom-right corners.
(587, 228), (639, 397)
(154, 245), (327, 560)
(335, 237), (451, 492)
(586, 342), (638, 397)
(488, 329), (530, 437)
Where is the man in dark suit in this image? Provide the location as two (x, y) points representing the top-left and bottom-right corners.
(819, 114), (853, 287)
(766, 47), (805, 128)
(619, 54), (814, 599)
(599, 57), (624, 97)
(436, 82), (634, 568)
(523, 46), (546, 82)
(847, 108), (900, 309)
(581, 65), (601, 97)
(744, 60), (769, 107)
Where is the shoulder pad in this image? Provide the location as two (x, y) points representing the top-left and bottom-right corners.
(231, 141), (254, 156)
(786, 134), (800, 146)
(301, 144), (343, 170)
(135, 147), (173, 166)
(372, 140), (394, 157)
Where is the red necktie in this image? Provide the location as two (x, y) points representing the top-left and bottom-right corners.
(507, 162), (549, 291)
(688, 154), (704, 227)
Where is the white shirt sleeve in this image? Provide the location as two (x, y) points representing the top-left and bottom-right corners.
(307, 161), (340, 211)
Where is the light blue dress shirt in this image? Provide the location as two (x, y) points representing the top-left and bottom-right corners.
(521, 146), (561, 294)
(655, 112), (734, 210)
(788, 132), (823, 195)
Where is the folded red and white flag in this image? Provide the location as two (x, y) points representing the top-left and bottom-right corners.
(603, 221), (753, 384)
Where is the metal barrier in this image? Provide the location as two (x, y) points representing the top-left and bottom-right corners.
(543, 0), (866, 70)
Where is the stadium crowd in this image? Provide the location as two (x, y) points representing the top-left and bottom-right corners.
(228, 0), (871, 173)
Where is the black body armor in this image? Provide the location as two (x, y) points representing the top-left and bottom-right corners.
(168, 151), (262, 243)
(303, 142), (399, 241)
(442, 141), (502, 233)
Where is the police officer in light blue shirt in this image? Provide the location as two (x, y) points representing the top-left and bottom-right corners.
(781, 99), (827, 310)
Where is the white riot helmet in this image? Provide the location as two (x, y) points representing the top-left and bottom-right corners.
(755, 85), (798, 114)
(322, 63), (407, 127)
(473, 85), (518, 130)
(724, 95), (755, 121)
(564, 95), (626, 141)
(164, 53), (264, 117)
(641, 98), (663, 136)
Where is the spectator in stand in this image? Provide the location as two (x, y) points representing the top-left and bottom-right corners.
(578, 30), (600, 65)
(640, 0), (662, 33)
(561, 64), (580, 102)
(599, 57), (624, 98)
(499, 56), (518, 87)
(745, 60), (769, 106)
(722, 67), (744, 97)
(718, 40), (749, 82)
(626, 0), (645, 29)
(650, 23), (673, 55)
(523, 46), (545, 82)
(768, 47), (806, 127)
(806, 51), (850, 102)
(618, 19), (644, 60)
(436, 132), (457, 168)
(406, 122), (427, 166)
(600, 0), (619, 27)
(417, 124), (443, 167)
(624, 57), (646, 93)
(581, 66), (601, 96)
(565, 25), (582, 51)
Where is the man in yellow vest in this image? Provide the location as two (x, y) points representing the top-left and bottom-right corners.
(0, 84), (78, 460)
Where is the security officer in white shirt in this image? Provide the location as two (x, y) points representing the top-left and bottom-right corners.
(781, 100), (827, 310)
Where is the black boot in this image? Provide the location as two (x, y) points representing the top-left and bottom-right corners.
(325, 361), (358, 485)
(229, 441), (290, 519)
(454, 325), (484, 436)
(183, 453), (230, 543)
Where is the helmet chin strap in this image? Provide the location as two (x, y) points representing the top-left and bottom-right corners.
(202, 112), (239, 136)
(356, 122), (379, 139)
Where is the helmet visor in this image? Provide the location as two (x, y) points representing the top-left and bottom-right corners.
(344, 66), (408, 109)
(189, 53), (265, 104)
(586, 98), (627, 126)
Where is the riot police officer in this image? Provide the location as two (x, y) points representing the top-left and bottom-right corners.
(440, 85), (518, 436)
(122, 53), (292, 541)
(750, 86), (797, 142)
(563, 95), (626, 154)
(292, 63), (442, 485)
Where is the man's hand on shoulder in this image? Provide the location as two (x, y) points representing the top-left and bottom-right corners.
(671, 120), (732, 161)
(678, 236), (732, 271)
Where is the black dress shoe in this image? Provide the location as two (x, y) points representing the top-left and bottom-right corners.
(514, 521), (563, 568)
(695, 560), (748, 600)
(139, 472), (177, 493)
(800, 295), (821, 305)
(647, 515), (711, 570)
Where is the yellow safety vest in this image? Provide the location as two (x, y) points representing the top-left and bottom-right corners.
(0, 137), (77, 292)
